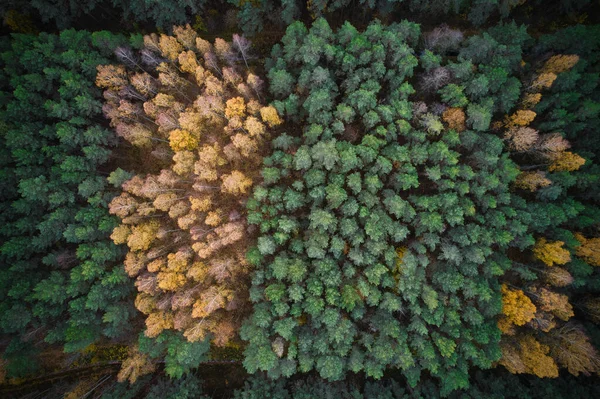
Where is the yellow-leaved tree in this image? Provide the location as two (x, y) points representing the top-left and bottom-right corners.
(98, 26), (283, 348)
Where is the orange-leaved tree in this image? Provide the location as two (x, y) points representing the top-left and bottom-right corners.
(97, 25), (282, 347)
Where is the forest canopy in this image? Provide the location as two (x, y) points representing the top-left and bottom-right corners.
(0, 1), (599, 398)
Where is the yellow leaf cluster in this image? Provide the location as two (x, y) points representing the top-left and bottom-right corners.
(514, 171), (551, 192)
(173, 150), (196, 175)
(225, 97), (246, 119)
(157, 271), (187, 291)
(508, 110), (537, 127)
(244, 116), (266, 137)
(100, 32), (274, 347)
(205, 210), (223, 226)
(179, 110), (204, 135)
(548, 151), (585, 172)
(543, 55), (579, 74)
(532, 72), (557, 91)
(260, 106), (283, 127)
(574, 232), (600, 266)
(178, 50), (199, 74)
(500, 335), (559, 378)
(499, 284), (536, 333)
(189, 196), (212, 212)
(95, 65), (127, 89)
(159, 34), (183, 61)
(534, 287), (574, 321)
(533, 238), (571, 267)
(221, 170), (252, 195)
(145, 311), (174, 338)
(522, 93), (542, 108)
(169, 129), (199, 151)
(127, 221), (160, 251)
(117, 348), (155, 384)
(111, 224), (131, 245)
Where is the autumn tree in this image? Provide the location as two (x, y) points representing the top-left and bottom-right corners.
(498, 285), (537, 334)
(533, 238), (571, 267)
(99, 26), (282, 352)
(574, 233), (600, 267)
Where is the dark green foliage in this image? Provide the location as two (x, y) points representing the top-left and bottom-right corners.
(0, 0), (215, 30)
(242, 18), (524, 394)
(138, 331), (210, 379)
(231, 1), (539, 35)
(145, 374), (209, 399)
(0, 30), (135, 374)
(234, 371), (600, 398)
(100, 373), (209, 399)
(457, 22), (530, 114)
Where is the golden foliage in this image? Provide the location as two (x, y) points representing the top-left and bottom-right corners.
(574, 233), (600, 266)
(522, 93), (542, 109)
(232, 133), (258, 157)
(100, 31), (272, 345)
(189, 196), (212, 212)
(179, 110), (204, 135)
(127, 221), (160, 251)
(169, 129), (199, 151)
(173, 24), (198, 49)
(533, 287), (574, 321)
(499, 284), (537, 333)
(153, 193), (178, 211)
(514, 171), (551, 192)
(532, 72), (557, 91)
(548, 151), (586, 172)
(533, 238), (571, 267)
(192, 286), (233, 318)
(221, 171), (253, 195)
(205, 210), (223, 226)
(124, 252), (147, 277)
(159, 34), (184, 61)
(260, 106), (283, 127)
(500, 335), (559, 378)
(178, 50), (199, 74)
(542, 55), (580, 74)
(117, 348), (156, 384)
(96, 65), (127, 90)
(225, 97), (246, 119)
(145, 311), (174, 338)
(173, 150), (196, 175)
(110, 224), (131, 245)
(442, 107), (466, 132)
(507, 110), (537, 127)
(157, 271), (187, 291)
(244, 116), (266, 137)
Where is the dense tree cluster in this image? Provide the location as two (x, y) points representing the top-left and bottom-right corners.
(1, 0), (217, 30)
(97, 25), (282, 350)
(1, 4), (600, 398)
(0, 30), (136, 377)
(239, 18), (532, 394)
(232, 371), (600, 399)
